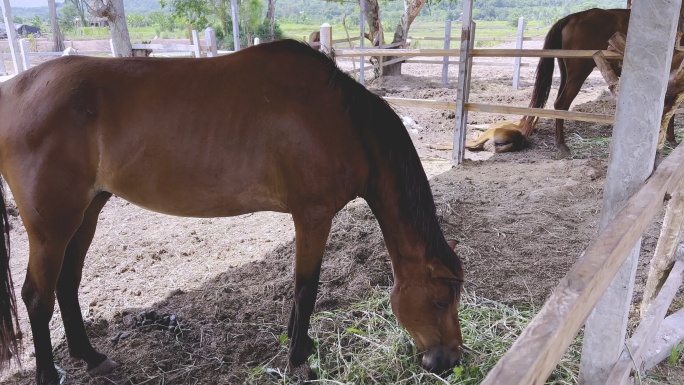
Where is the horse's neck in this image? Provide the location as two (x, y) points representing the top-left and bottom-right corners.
(366, 176), (428, 280)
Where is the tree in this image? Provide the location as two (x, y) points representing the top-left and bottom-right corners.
(265, 0), (276, 40)
(361, 0), (431, 75)
(88, 0), (133, 56)
(48, 0), (65, 51)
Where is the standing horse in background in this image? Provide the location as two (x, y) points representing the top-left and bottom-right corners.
(0, 40), (464, 384)
(519, 8), (679, 155)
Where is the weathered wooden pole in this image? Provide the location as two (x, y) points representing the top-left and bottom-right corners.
(452, 0), (474, 165)
(319, 23), (332, 56)
(578, 0), (682, 383)
(0, 0), (23, 73)
(359, 0), (366, 85)
(205, 27), (218, 57)
(512, 17), (525, 89)
(441, 20), (452, 85)
(230, 0), (240, 51)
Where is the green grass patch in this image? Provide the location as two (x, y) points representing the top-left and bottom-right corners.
(246, 289), (581, 384)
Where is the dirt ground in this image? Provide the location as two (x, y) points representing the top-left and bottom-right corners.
(0, 39), (682, 384)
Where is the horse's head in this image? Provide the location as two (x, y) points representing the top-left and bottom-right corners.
(390, 240), (463, 374)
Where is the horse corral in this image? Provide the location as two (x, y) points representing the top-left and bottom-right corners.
(0, 12), (682, 385)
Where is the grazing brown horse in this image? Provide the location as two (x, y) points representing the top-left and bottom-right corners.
(519, 8), (678, 155)
(0, 40), (464, 384)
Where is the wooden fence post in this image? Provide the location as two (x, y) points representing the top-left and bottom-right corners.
(0, 50), (7, 76)
(452, 0), (475, 165)
(191, 30), (201, 58)
(254, 37), (260, 45)
(319, 23), (332, 55)
(359, 1), (366, 85)
(19, 38), (30, 71)
(578, 0), (682, 383)
(1, 0), (24, 74)
(205, 27), (217, 57)
(512, 17), (525, 89)
(442, 20), (452, 85)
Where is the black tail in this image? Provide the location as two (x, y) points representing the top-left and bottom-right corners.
(0, 179), (21, 365)
(519, 15), (571, 136)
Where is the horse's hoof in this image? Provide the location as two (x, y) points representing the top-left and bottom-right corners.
(87, 357), (119, 376)
(292, 363), (317, 383)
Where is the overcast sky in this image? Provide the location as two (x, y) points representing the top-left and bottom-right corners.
(8, 0), (60, 8)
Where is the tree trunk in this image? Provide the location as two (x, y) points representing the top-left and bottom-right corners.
(48, 0), (64, 52)
(88, 0), (132, 56)
(265, 0), (276, 40)
(364, 0), (382, 46)
(384, 0), (426, 76)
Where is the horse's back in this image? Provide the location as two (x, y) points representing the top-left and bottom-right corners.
(0, 41), (371, 218)
(562, 8), (630, 50)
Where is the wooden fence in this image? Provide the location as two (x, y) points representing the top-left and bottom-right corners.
(2, 28), (221, 73)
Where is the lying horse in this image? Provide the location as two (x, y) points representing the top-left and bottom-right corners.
(466, 122), (527, 153)
(519, 8), (680, 155)
(0, 40), (464, 384)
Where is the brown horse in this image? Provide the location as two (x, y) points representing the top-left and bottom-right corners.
(0, 40), (464, 384)
(519, 8), (678, 155)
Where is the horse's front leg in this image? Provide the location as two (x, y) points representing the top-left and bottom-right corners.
(287, 209), (334, 368)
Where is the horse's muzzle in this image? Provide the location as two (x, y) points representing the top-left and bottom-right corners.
(421, 346), (460, 374)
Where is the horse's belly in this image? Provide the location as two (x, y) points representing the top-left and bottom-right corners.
(105, 179), (289, 218)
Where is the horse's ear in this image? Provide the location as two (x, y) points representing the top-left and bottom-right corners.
(447, 239), (458, 250)
(428, 261), (458, 281)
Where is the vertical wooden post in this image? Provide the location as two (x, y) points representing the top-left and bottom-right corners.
(254, 37), (260, 45)
(109, 39), (115, 57)
(512, 17), (525, 89)
(319, 23), (332, 55)
(442, 20), (452, 85)
(19, 38), (30, 71)
(578, 0), (682, 383)
(0, 49), (7, 76)
(191, 30), (201, 58)
(205, 27), (217, 57)
(230, 0), (240, 51)
(1, 0), (24, 73)
(452, 0), (474, 165)
(359, 1), (366, 85)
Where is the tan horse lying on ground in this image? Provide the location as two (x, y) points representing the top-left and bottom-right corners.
(0, 40), (464, 384)
(466, 122), (527, 153)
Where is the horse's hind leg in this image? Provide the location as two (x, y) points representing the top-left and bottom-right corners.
(55, 192), (117, 375)
(286, 209), (334, 368)
(15, 173), (99, 384)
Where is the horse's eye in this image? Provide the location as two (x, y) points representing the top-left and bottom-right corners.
(434, 301), (449, 310)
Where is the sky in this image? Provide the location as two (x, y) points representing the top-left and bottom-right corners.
(8, 0), (61, 8)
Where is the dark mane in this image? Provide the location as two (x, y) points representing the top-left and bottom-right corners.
(275, 40), (461, 277)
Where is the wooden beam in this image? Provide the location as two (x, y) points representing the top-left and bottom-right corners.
(641, 178), (684, 314)
(593, 50), (620, 97)
(465, 103), (614, 124)
(609, 32), (627, 55)
(643, 308), (684, 371)
(481, 142), (684, 385)
(607, 257), (684, 384)
(471, 49), (623, 59)
(384, 97), (456, 110)
(335, 48), (623, 59)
